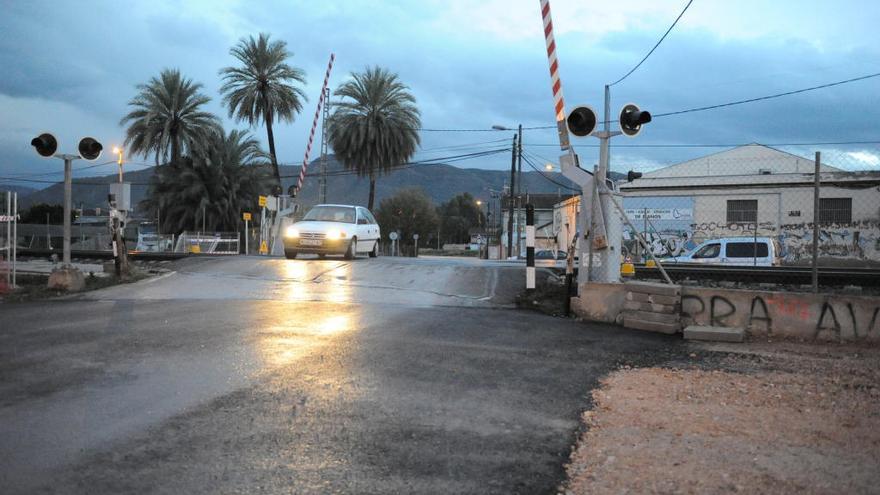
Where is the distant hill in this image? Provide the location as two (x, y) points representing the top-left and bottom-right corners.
(19, 155), (618, 213)
(0, 184), (39, 198)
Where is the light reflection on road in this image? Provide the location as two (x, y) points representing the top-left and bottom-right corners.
(258, 306), (356, 369)
(281, 261), (353, 304)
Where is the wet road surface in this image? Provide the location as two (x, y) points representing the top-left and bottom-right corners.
(0, 255), (677, 494)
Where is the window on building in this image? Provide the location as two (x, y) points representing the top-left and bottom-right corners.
(726, 242), (769, 258)
(818, 198), (852, 225)
(726, 199), (758, 224)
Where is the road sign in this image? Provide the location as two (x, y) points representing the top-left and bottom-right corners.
(389, 232), (399, 241)
(412, 233), (419, 240)
(242, 212), (252, 221)
(259, 240), (268, 254)
(258, 196), (267, 207)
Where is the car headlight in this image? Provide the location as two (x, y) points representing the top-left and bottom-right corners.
(286, 226), (299, 238)
(326, 229), (344, 240)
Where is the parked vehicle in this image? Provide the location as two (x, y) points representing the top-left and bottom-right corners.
(135, 222), (173, 252)
(664, 237), (780, 266)
(283, 204), (380, 260)
(535, 249), (567, 260)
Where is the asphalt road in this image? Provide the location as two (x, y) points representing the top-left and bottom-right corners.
(0, 255), (679, 494)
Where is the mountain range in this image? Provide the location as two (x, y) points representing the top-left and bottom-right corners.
(17, 155), (618, 213)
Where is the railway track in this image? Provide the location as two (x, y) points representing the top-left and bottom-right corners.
(633, 263), (880, 287)
(18, 248), (193, 262)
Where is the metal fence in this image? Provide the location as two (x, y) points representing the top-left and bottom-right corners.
(613, 145), (880, 286)
(174, 231), (240, 254)
(1, 191), (18, 292)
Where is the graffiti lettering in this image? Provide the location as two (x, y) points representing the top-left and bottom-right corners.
(680, 294), (705, 325)
(814, 302), (842, 340)
(710, 296), (736, 327)
(748, 296), (772, 333)
(676, 291), (877, 342)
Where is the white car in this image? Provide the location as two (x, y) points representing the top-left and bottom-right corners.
(664, 237), (781, 267)
(283, 204), (381, 260)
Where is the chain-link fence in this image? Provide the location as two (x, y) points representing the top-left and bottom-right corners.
(609, 144), (880, 286)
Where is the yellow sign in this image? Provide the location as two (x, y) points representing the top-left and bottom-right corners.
(190, 244), (201, 254)
(259, 240), (268, 254)
(258, 195), (267, 207)
(242, 212), (252, 221)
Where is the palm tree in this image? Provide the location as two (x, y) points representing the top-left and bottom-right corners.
(141, 129), (271, 234)
(219, 33), (308, 186)
(120, 68), (220, 165)
(328, 66), (421, 210)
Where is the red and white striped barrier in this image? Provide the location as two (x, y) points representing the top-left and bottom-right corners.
(540, 0), (570, 150)
(295, 53), (336, 196)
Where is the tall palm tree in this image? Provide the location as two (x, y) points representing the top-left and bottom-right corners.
(219, 33), (307, 186)
(141, 129), (271, 234)
(328, 66), (421, 210)
(120, 68), (220, 165)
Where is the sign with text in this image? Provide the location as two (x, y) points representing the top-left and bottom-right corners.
(258, 196), (267, 207)
(242, 212), (252, 221)
(625, 207), (693, 221)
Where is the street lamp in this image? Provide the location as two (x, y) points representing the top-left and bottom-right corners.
(112, 146), (124, 182)
(545, 163), (555, 171)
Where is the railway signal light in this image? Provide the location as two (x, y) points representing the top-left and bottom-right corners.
(77, 137), (103, 161)
(31, 133), (58, 157)
(566, 105), (597, 137)
(619, 103), (651, 137)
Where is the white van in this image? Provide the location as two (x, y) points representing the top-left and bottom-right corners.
(665, 237), (781, 267)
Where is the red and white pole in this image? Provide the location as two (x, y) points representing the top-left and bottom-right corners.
(540, 0), (570, 151)
(295, 53), (335, 196)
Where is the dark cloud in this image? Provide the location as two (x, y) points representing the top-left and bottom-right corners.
(1, 0), (878, 188)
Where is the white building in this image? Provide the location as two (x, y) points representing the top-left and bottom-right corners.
(555, 144), (880, 264)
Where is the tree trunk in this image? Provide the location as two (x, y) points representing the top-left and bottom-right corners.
(170, 132), (180, 165)
(368, 172), (376, 210)
(264, 108), (281, 188)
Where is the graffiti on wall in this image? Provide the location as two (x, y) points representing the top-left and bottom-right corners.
(778, 220), (880, 262)
(681, 291), (880, 341)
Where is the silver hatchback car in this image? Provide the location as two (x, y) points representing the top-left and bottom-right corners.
(283, 204), (381, 259)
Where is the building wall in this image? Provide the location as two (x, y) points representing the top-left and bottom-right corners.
(576, 180), (880, 263)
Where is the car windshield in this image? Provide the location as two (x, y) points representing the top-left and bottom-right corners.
(302, 205), (356, 223)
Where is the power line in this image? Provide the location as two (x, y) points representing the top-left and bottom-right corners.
(523, 140), (880, 148)
(654, 72), (880, 118)
(520, 151), (581, 193)
(610, 0), (694, 86)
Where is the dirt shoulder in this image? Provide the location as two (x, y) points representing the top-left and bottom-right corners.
(563, 342), (880, 494)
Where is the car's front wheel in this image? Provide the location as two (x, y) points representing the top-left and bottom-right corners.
(344, 238), (356, 260)
(284, 250), (298, 260)
(369, 241), (378, 258)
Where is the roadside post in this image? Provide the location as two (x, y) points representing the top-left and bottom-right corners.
(526, 204), (535, 290)
(413, 233), (420, 257)
(389, 231), (399, 256)
(243, 212), (252, 254)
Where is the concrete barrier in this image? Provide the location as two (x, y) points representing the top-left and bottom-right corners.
(572, 282), (880, 343)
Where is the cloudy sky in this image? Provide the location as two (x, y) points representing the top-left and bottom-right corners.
(1, 0), (878, 188)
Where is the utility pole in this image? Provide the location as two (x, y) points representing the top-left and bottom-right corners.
(319, 86), (331, 203)
(507, 133), (517, 259)
(516, 124), (523, 258)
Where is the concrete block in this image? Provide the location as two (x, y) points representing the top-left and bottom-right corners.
(629, 310), (680, 324)
(47, 267), (86, 292)
(623, 300), (677, 314)
(683, 325), (745, 343)
(625, 281), (681, 297)
(623, 315), (680, 335)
